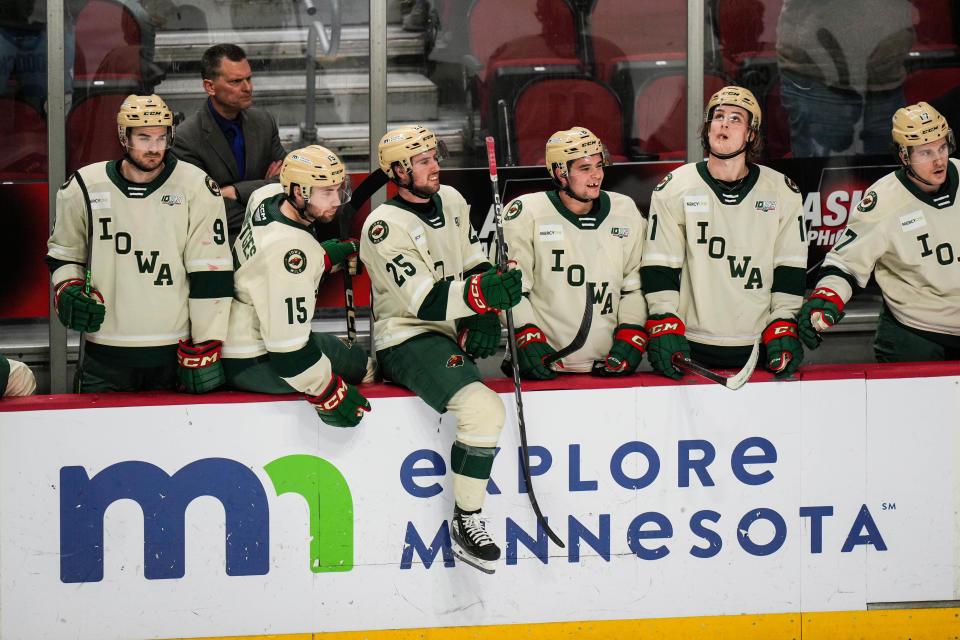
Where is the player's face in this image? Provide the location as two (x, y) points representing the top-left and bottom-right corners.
(124, 126), (168, 172)
(905, 137), (951, 191)
(708, 105), (753, 156)
(304, 185), (344, 223)
(564, 154), (604, 200)
(406, 148), (441, 197)
(204, 57), (253, 115)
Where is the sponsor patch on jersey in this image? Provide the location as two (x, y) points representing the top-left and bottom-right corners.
(684, 196), (709, 213)
(537, 224), (564, 242)
(368, 220), (389, 244)
(89, 192), (111, 210)
(505, 200), (523, 220)
(161, 194), (184, 206)
(857, 190), (878, 213)
(412, 225), (426, 246)
(899, 210), (926, 232)
(610, 226), (630, 238)
(784, 175), (800, 193)
(754, 199), (777, 212)
(284, 248), (307, 274)
(446, 355), (464, 368)
(253, 203), (268, 223)
(653, 173), (672, 191)
(205, 175), (221, 197)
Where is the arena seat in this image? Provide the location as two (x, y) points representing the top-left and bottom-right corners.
(73, 0), (164, 98)
(466, 0), (583, 127)
(588, 0), (688, 84)
(631, 73), (728, 160)
(66, 93), (127, 174)
(498, 76), (626, 167)
(0, 98), (47, 181)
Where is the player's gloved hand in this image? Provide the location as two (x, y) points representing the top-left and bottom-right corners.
(177, 339), (226, 393)
(321, 238), (361, 273)
(464, 267), (522, 314)
(54, 278), (105, 332)
(307, 375), (371, 428)
(644, 314), (690, 380)
(457, 313), (502, 359)
(797, 287), (845, 349)
(513, 324), (558, 380)
(762, 319), (803, 378)
(593, 323), (648, 377)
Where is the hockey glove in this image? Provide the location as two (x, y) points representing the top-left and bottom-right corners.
(307, 375), (371, 428)
(644, 314), (690, 380)
(320, 238), (361, 274)
(464, 267), (522, 314)
(457, 313), (502, 359)
(177, 339), (226, 393)
(593, 323), (648, 376)
(797, 287), (845, 349)
(512, 324), (558, 380)
(54, 278), (105, 332)
(762, 319), (803, 378)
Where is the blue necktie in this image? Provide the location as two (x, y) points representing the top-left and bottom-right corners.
(225, 122), (245, 178)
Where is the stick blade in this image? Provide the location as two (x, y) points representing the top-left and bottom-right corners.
(725, 340), (759, 390)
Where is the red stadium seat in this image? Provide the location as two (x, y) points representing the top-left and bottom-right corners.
(467, 0), (582, 126)
(588, 0), (687, 84)
(73, 0), (163, 96)
(632, 74), (728, 159)
(66, 93), (127, 174)
(714, 0), (782, 79)
(505, 77), (626, 167)
(0, 98), (47, 181)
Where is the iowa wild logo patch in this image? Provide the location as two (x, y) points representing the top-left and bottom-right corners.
(505, 200), (523, 220)
(368, 220), (389, 244)
(284, 249), (307, 274)
(446, 355), (464, 368)
(653, 173), (673, 191)
(857, 191), (878, 213)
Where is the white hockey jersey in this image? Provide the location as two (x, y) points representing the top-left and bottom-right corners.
(502, 189), (647, 372)
(816, 159), (960, 336)
(360, 185), (489, 351)
(641, 161), (807, 347)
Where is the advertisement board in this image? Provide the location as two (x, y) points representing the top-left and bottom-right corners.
(1, 368), (958, 639)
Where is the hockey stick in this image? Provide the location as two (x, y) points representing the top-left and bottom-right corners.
(337, 169), (389, 343)
(543, 283), (592, 367)
(672, 340), (759, 391)
(72, 171), (95, 393)
(486, 136), (565, 549)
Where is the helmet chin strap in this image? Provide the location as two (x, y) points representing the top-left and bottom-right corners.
(286, 189), (315, 224)
(900, 151), (937, 187)
(395, 172), (435, 200)
(122, 149), (166, 174)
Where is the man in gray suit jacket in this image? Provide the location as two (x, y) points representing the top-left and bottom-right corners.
(172, 44), (286, 242)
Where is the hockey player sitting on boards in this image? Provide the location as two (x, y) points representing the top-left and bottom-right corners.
(360, 125), (522, 574)
(799, 102), (960, 361)
(640, 86), (808, 380)
(46, 94), (233, 393)
(500, 126), (649, 379)
(221, 145), (373, 428)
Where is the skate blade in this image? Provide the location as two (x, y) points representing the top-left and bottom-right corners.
(451, 540), (497, 574)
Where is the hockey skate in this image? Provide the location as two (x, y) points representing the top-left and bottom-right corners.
(450, 506), (500, 574)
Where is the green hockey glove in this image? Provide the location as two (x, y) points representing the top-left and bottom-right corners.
(464, 267), (522, 313)
(593, 323), (648, 376)
(512, 324), (557, 380)
(797, 287), (845, 349)
(177, 339), (226, 393)
(762, 319), (803, 378)
(320, 238), (361, 273)
(307, 375), (371, 428)
(457, 313), (502, 359)
(644, 314), (690, 380)
(54, 278), (105, 332)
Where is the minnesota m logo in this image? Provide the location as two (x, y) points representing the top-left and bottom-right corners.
(60, 455), (354, 582)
